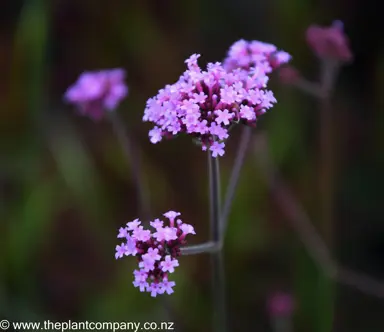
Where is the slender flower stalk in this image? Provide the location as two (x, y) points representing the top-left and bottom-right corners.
(281, 21), (353, 246)
(218, 39), (291, 241)
(271, 318), (293, 332)
(318, 59), (339, 246)
(182, 108), (257, 258)
(211, 251), (226, 332)
(254, 132), (384, 299)
(279, 67), (325, 98)
(108, 112), (151, 220)
(309, 20), (352, 246)
(220, 126), (252, 242)
(209, 153), (221, 243)
(180, 241), (219, 255)
(208, 153), (227, 332)
(64, 68), (150, 219)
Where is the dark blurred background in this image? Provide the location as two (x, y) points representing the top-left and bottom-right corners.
(1, 0), (383, 331)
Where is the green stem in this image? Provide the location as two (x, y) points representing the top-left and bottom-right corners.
(209, 153), (221, 243)
(220, 126), (252, 243)
(180, 241), (220, 255)
(315, 59), (340, 332)
(318, 60), (339, 246)
(208, 153), (227, 332)
(271, 317), (293, 332)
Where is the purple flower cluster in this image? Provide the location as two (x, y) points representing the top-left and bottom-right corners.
(223, 39), (291, 74)
(143, 54), (277, 157)
(306, 21), (352, 63)
(115, 211), (195, 297)
(65, 69), (128, 121)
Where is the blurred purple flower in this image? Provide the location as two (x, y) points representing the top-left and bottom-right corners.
(306, 21), (353, 62)
(64, 69), (128, 121)
(267, 292), (295, 317)
(143, 54), (277, 157)
(115, 211), (195, 297)
(223, 39), (291, 74)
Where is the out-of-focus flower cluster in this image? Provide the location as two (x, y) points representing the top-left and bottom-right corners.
(143, 53), (277, 157)
(267, 292), (295, 317)
(65, 69), (128, 121)
(223, 39), (291, 75)
(115, 211), (195, 297)
(306, 20), (353, 63)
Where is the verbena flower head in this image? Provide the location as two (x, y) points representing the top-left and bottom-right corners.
(64, 69), (128, 121)
(115, 211), (195, 297)
(306, 20), (353, 63)
(143, 54), (277, 157)
(223, 39), (291, 75)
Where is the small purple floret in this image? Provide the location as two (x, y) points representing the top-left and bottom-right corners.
(160, 255), (180, 273)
